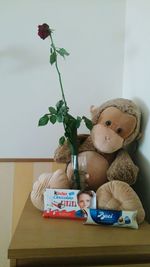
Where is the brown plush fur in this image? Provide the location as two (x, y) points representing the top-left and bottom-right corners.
(54, 98), (141, 186)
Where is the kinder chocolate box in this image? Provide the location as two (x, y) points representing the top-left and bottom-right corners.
(43, 189), (96, 220)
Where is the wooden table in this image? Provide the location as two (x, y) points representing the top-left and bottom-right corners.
(8, 196), (150, 267)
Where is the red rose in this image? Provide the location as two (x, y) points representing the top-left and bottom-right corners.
(38, 23), (51, 40)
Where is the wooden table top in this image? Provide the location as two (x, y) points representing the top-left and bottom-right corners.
(8, 196), (150, 265)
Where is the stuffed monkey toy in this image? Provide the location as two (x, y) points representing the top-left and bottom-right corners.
(31, 98), (145, 223)
(54, 98), (141, 188)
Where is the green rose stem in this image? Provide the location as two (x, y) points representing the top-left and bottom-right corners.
(49, 35), (67, 109)
(49, 32), (80, 189)
(38, 24), (93, 189)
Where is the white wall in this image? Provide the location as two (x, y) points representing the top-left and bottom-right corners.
(0, 0), (125, 158)
(123, 0), (150, 221)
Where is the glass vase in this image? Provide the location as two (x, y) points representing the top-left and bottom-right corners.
(71, 154), (87, 190)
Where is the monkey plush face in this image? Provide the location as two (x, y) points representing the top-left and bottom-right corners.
(91, 106), (137, 153)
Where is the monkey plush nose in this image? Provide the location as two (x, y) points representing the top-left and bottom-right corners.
(91, 124), (124, 153)
(105, 136), (110, 141)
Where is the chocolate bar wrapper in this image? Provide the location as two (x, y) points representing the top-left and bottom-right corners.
(43, 209), (86, 220)
(84, 209), (138, 229)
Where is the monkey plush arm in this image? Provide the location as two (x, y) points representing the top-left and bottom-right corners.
(54, 141), (71, 163)
(107, 149), (139, 185)
(54, 134), (90, 163)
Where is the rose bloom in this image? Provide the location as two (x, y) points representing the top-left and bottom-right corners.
(38, 23), (51, 40)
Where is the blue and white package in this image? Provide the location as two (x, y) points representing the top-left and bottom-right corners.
(84, 209), (138, 229)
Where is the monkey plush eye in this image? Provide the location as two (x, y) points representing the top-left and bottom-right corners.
(116, 127), (122, 134)
(105, 120), (111, 126)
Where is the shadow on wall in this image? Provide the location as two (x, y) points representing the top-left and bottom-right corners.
(127, 97), (149, 157)
(133, 153), (150, 223)
(133, 97), (149, 134)
(131, 97), (150, 223)
(0, 45), (44, 74)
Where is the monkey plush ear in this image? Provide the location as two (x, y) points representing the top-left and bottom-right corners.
(90, 105), (101, 124)
(90, 105), (97, 116)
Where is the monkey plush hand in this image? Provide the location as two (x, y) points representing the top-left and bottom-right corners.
(54, 98), (141, 189)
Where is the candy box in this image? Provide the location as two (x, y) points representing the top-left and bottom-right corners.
(43, 189), (96, 220)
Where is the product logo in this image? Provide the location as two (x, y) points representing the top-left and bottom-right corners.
(54, 191), (67, 196)
(97, 212), (113, 220)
